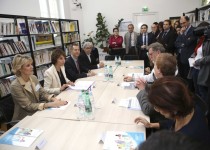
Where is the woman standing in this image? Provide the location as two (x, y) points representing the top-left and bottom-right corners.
(11, 54), (67, 120)
(44, 49), (74, 95)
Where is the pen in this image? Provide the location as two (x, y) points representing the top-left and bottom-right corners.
(128, 99), (131, 108)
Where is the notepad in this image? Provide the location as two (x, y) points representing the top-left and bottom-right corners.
(68, 81), (94, 90)
(119, 97), (141, 110)
(103, 131), (145, 150)
(0, 127), (43, 147)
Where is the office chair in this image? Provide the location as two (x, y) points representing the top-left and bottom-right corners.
(105, 55), (115, 61)
(0, 95), (16, 134)
(123, 55), (139, 60)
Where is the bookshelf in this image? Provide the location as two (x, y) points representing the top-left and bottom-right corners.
(0, 14), (81, 98)
(0, 14), (32, 99)
(59, 19), (81, 56)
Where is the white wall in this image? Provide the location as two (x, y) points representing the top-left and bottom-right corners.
(70, 0), (201, 41)
(0, 0), (41, 17)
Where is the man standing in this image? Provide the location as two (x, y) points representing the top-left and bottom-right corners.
(65, 43), (95, 82)
(175, 16), (197, 88)
(124, 24), (138, 55)
(150, 22), (159, 38)
(79, 42), (104, 73)
(157, 19), (177, 54)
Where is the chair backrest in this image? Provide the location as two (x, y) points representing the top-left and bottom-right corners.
(123, 55), (139, 60)
(0, 95), (14, 123)
(105, 55), (115, 60)
(193, 94), (209, 116)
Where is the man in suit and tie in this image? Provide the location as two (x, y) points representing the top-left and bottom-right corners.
(124, 24), (138, 55)
(79, 42), (104, 72)
(175, 16), (197, 89)
(65, 43), (95, 82)
(157, 19), (177, 55)
(150, 22), (159, 38)
(137, 24), (156, 68)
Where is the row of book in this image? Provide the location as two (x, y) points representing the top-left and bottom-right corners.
(61, 21), (78, 32)
(28, 20), (60, 34)
(0, 39), (29, 57)
(0, 78), (11, 98)
(34, 50), (52, 66)
(37, 66), (49, 81)
(63, 32), (80, 44)
(0, 58), (12, 77)
(0, 22), (19, 35)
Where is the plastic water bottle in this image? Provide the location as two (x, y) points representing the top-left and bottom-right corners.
(109, 66), (113, 81)
(118, 56), (121, 65)
(115, 55), (118, 65)
(89, 90), (95, 117)
(84, 91), (94, 120)
(76, 92), (85, 120)
(104, 65), (109, 81)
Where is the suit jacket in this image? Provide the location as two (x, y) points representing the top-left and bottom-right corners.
(65, 55), (87, 82)
(175, 26), (197, 64)
(157, 29), (177, 54)
(150, 30), (160, 38)
(10, 75), (53, 120)
(44, 65), (70, 95)
(136, 32), (155, 51)
(124, 31), (138, 54)
(78, 50), (98, 72)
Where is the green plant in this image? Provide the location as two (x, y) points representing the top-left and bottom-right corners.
(115, 18), (124, 28)
(95, 13), (110, 49)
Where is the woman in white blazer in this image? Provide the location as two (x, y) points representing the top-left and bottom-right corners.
(44, 49), (74, 94)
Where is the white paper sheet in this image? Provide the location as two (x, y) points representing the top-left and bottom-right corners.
(68, 81), (94, 90)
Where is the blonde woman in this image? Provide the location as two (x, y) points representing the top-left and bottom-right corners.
(11, 54), (67, 120)
(44, 49), (74, 95)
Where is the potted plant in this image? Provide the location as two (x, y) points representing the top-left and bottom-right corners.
(95, 13), (110, 52)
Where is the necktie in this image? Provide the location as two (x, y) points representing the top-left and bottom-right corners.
(144, 34), (146, 45)
(129, 33), (132, 48)
(76, 60), (80, 73)
(162, 32), (167, 38)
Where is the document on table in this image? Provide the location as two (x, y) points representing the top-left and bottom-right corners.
(118, 97), (141, 110)
(48, 101), (70, 110)
(127, 73), (143, 79)
(188, 58), (195, 67)
(68, 81), (94, 90)
(120, 82), (135, 89)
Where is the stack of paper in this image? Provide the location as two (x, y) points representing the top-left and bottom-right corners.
(68, 81), (94, 90)
(118, 97), (141, 110)
(103, 131), (145, 150)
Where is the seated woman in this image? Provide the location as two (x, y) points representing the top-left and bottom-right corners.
(108, 27), (124, 56)
(136, 53), (177, 122)
(11, 54), (67, 120)
(44, 49), (74, 95)
(135, 76), (210, 145)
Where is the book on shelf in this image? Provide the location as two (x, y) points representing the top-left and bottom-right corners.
(37, 66), (49, 81)
(103, 131), (145, 150)
(0, 127), (43, 147)
(0, 78), (11, 98)
(61, 21), (78, 32)
(51, 21), (60, 33)
(19, 22), (28, 34)
(0, 39), (29, 56)
(28, 20), (38, 34)
(0, 22), (17, 35)
(34, 50), (52, 66)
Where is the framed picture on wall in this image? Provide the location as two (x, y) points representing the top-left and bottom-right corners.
(119, 21), (132, 32)
(169, 16), (180, 27)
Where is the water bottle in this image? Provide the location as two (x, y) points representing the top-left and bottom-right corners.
(104, 65), (109, 81)
(89, 90), (95, 117)
(76, 91), (85, 120)
(109, 66), (113, 81)
(118, 56), (121, 65)
(84, 91), (94, 120)
(115, 55), (118, 65)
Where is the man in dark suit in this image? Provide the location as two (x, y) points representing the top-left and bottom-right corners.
(150, 22), (159, 38)
(157, 19), (177, 54)
(175, 16), (197, 89)
(65, 43), (96, 82)
(137, 24), (156, 68)
(78, 42), (104, 73)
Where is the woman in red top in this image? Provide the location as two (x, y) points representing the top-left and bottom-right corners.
(108, 28), (124, 56)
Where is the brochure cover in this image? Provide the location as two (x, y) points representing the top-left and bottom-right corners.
(103, 131), (145, 150)
(0, 127), (43, 147)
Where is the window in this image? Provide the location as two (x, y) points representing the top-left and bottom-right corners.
(39, 0), (64, 18)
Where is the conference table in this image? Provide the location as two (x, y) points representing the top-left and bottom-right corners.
(0, 60), (149, 150)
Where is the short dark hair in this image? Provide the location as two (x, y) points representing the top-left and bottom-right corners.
(153, 22), (158, 25)
(148, 76), (194, 118)
(141, 24), (148, 29)
(113, 27), (119, 32)
(164, 19), (171, 25)
(138, 130), (207, 150)
(51, 49), (66, 65)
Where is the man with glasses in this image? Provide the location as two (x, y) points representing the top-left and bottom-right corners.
(175, 16), (197, 90)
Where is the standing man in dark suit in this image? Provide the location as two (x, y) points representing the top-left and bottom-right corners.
(136, 24), (156, 68)
(65, 43), (95, 82)
(79, 42), (104, 73)
(150, 22), (159, 38)
(157, 19), (177, 54)
(124, 24), (138, 55)
(175, 16), (197, 89)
